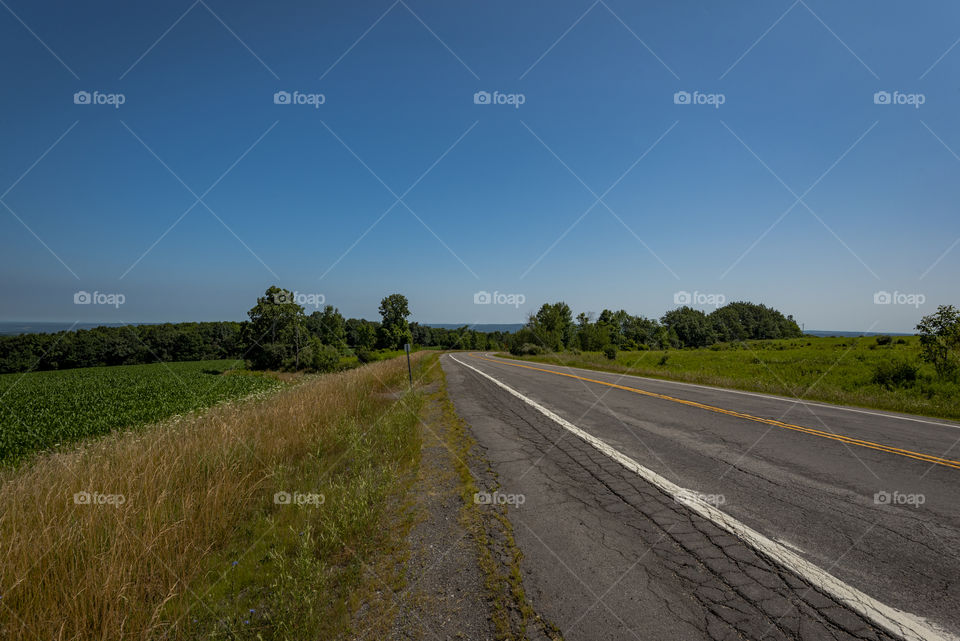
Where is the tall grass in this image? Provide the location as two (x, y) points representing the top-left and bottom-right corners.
(0, 352), (429, 640)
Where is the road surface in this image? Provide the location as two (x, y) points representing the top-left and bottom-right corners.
(442, 352), (960, 641)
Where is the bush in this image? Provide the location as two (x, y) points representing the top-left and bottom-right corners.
(310, 342), (341, 373)
(871, 358), (919, 389)
(517, 343), (543, 356)
(875, 335), (893, 346)
(657, 354), (669, 366)
(354, 348), (375, 364)
(602, 345), (617, 360)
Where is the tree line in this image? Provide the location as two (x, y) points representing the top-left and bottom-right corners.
(7, 287), (954, 380)
(0, 287), (508, 374)
(507, 301), (803, 355)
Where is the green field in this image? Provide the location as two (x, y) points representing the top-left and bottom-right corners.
(503, 336), (960, 420)
(0, 360), (284, 464)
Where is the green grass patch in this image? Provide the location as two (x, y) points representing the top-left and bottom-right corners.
(172, 357), (426, 640)
(0, 359), (284, 464)
(503, 336), (960, 420)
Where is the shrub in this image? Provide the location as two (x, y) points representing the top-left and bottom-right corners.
(602, 345), (617, 360)
(310, 343), (341, 373)
(875, 335), (893, 346)
(354, 348), (375, 364)
(895, 338), (907, 345)
(871, 358), (919, 389)
(518, 343), (543, 356)
(657, 354), (669, 366)
(917, 305), (960, 380)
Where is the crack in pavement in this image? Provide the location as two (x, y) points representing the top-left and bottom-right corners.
(443, 355), (952, 641)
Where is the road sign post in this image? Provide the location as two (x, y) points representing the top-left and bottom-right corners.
(404, 343), (412, 388)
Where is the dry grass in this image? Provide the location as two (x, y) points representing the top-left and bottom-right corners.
(0, 352), (430, 640)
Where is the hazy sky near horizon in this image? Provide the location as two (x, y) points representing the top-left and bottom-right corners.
(1, 0), (959, 332)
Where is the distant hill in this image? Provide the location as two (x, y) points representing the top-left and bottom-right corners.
(0, 322), (141, 336)
(805, 330), (913, 338)
(424, 323), (524, 333)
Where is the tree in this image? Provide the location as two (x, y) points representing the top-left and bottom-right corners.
(378, 294), (412, 350)
(529, 302), (574, 351)
(346, 318), (379, 350)
(307, 338), (341, 373)
(245, 286), (308, 370)
(660, 307), (716, 348)
(707, 302), (801, 341)
(916, 305), (960, 379)
(306, 305), (347, 350)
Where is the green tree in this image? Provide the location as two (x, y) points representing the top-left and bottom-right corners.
(307, 338), (341, 373)
(707, 302), (801, 341)
(346, 318), (379, 350)
(530, 302), (574, 351)
(377, 294), (412, 350)
(660, 307), (716, 348)
(245, 286), (308, 370)
(306, 305), (347, 350)
(916, 305), (960, 379)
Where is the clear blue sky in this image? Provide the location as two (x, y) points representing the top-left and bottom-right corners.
(1, 0), (958, 332)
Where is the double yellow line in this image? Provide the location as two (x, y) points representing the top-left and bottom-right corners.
(470, 354), (960, 471)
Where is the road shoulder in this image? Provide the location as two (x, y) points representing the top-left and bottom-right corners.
(373, 364), (561, 640)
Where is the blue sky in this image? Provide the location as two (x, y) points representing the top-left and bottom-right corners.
(1, 0), (958, 332)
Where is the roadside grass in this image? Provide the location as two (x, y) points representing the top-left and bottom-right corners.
(338, 347), (422, 370)
(502, 336), (960, 420)
(0, 359), (285, 464)
(0, 352), (430, 640)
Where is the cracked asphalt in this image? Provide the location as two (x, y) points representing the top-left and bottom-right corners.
(441, 352), (960, 641)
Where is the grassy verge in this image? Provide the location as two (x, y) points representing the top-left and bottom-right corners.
(501, 336), (960, 420)
(0, 352), (430, 640)
(0, 359), (285, 464)
(337, 346), (424, 370)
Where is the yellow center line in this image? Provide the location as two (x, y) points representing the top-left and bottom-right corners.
(469, 354), (960, 471)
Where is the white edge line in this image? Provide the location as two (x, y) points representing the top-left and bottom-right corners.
(481, 353), (960, 431)
(449, 354), (956, 641)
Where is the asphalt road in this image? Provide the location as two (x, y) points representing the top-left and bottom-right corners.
(442, 352), (960, 641)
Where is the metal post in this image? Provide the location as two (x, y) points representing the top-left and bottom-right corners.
(404, 343), (412, 387)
